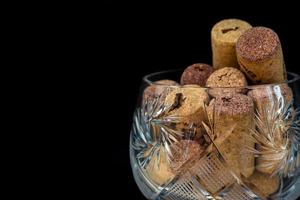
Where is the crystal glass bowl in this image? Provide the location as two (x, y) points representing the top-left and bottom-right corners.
(130, 69), (300, 200)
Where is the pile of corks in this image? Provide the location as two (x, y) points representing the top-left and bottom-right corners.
(143, 19), (292, 197)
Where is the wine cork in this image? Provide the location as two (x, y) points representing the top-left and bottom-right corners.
(180, 63), (214, 86)
(248, 84), (293, 117)
(207, 93), (255, 178)
(236, 27), (287, 84)
(248, 84), (293, 174)
(211, 19), (252, 69)
(143, 79), (179, 103)
(164, 86), (210, 140)
(145, 146), (174, 185)
(247, 171), (280, 197)
(145, 140), (202, 185)
(206, 67), (248, 97)
(169, 140), (202, 173)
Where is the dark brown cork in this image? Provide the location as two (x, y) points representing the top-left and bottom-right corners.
(236, 27), (280, 62)
(180, 63), (214, 86)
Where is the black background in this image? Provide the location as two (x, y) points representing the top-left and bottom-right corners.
(101, 4), (300, 199)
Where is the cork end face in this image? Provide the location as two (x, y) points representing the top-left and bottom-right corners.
(180, 63), (214, 86)
(236, 27), (281, 62)
(143, 79), (179, 102)
(211, 19), (252, 43)
(206, 67), (248, 88)
(164, 87), (209, 117)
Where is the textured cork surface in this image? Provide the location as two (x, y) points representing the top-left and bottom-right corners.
(211, 19), (252, 43)
(164, 86), (210, 140)
(236, 27), (280, 62)
(180, 63), (214, 86)
(164, 87), (209, 118)
(210, 93), (254, 115)
(211, 19), (252, 69)
(169, 140), (202, 173)
(206, 67), (247, 88)
(247, 84), (293, 174)
(145, 146), (174, 185)
(247, 171), (279, 197)
(207, 93), (255, 178)
(248, 84), (293, 103)
(143, 79), (179, 102)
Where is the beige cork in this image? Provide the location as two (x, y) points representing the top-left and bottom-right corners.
(207, 93), (255, 178)
(143, 79), (179, 103)
(247, 171), (280, 197)
(248, 84), (293, 174)
(169, 140), (202, 173)
(236, 27), (287, 84)
(206, 67), (248, 97)
(145, 146), (174, 185)
(211, 19), (252, 69)
(164, 86), (210, 140)
(145, 140), (202, 185)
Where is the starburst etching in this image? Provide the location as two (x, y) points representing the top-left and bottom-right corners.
(131, 88), (198, 171)
(246, 96), (300, 177)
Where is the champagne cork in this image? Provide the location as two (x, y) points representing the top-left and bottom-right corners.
(206, 67), (248, 97)
(211, 19), (252, 69)
(236, 27), (287, 84)
(248, 84), (293, 174)
(207, 93), (255, 178)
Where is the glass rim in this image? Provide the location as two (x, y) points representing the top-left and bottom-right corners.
(143, 69), (300, 89)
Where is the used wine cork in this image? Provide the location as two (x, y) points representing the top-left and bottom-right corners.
(206, 67), (248, 97)
(169, 140), (202, 173)
(180, 63), (214, 87)
(248, 84), (293, 117)
(248, 84), (293, 174)
(211, 19), (252, 69)
(207, 93), (255, 178)
(247, 171), (280, 197)
(143, 79), (179, 103)
(145, 140), (202, 185)
(145, 146), (174, 185)
(236, 27), (287, 84)
(164, 86), (210, 140)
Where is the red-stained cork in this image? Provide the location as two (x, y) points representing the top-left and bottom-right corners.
(236, 27), (280, 62)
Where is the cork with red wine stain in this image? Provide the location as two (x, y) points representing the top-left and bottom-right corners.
(236, 27), (287, 84)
